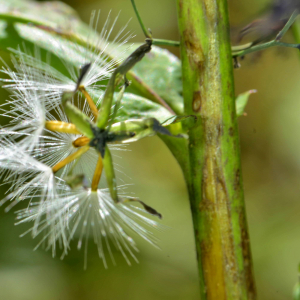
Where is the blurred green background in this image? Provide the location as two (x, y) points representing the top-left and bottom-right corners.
(0, 0), (300, 299)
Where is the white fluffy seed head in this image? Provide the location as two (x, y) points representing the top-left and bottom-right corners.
(16, 187), (161, 269)
(0, 11), (160, 267)
(0, 85), (46, 151)
(0, 11), (133, 109)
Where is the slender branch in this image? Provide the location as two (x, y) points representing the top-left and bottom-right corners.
(232, 40), (300, 57)
(152, 39), (180, 47)
(107, 83), (127, 131)
(97, 40), (151, 129)
(130, 0), (180, 48)
(231, 43), (253, 52)
(130, 0), (152, 38)
(177, 0), (256, 299)
(276, 10), (299, 41)
(103, 146), (118, 203)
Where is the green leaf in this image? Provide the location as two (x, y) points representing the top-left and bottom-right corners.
(158, 114), (196, 136)
(0, 0), (80, 30)
(122, 45), (184, 114)
(87, 88), (172, 124)
(235, 89), (257, 117)
(0, 0), (183, 116)
(117, 92), (173, 123)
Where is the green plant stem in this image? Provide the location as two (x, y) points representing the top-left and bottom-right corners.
(130, 0), (152, 38)
(177, 1), (256, 299)
(130, 0), (180, 48)
(292, 18), (300, 45)
(276, 10), (299, 41)
(159, 135), (190, 185)
(152, 39), (180, 47)
(232, 40), (300, 57)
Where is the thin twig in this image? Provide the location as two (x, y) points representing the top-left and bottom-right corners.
(152, 39), (180, 47)
(276, 10), (299, 41)
(130, 0), (152, 38)
(130, 0), (180, 48)
(232, 40), (300, 57)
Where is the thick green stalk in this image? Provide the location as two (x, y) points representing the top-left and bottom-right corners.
(292, 19), (300, 45)
(176, 1), (256, 299)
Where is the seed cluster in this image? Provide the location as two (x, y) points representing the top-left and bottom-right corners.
(0, 13), (162, 268)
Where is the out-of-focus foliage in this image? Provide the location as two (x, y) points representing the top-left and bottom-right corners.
(0, 0), (300, 300)
(237, 0), (300, 44)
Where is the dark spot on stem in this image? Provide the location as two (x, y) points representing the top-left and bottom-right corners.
(182, 29), (204, 69)
(234, 169), (241, 191)
(229, 127), (234, 136)
(179, 1), (183, 11)
(239, 211), (256, 297)
(192, 91), (201, 112)
(217, 123), (223, 137)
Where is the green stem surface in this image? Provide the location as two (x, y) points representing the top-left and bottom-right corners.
(292, 18), (300, 45)
(176, 1), (256, 299)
